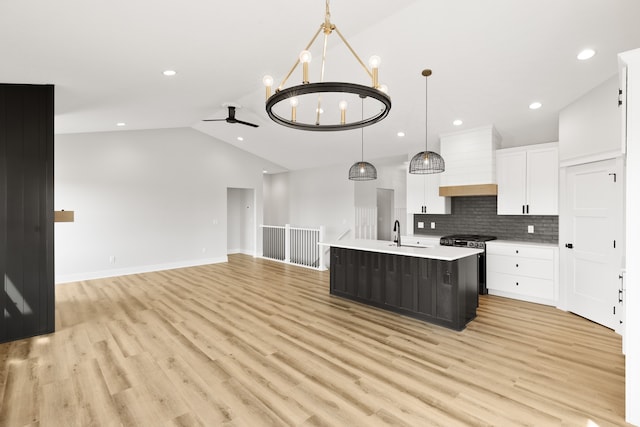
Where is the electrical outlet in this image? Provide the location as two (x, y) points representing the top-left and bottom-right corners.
(431, 222), (436, 229)
(417, 221), (424, 229)
(528, 225), (534, 233)
(109, 255), (116, 264)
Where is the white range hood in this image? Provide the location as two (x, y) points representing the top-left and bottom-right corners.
(438, 125), (502, 197)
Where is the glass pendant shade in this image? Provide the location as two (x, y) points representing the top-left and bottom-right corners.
(409, 150), (445, 174)
(349, 161), (377, 180)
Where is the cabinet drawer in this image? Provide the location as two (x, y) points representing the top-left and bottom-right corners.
(486, 254), (553, 280)
(486, 243), (554, 260)
(487, 271), (554, 300)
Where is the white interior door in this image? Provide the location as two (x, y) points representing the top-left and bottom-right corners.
(565, 159), (622, 330)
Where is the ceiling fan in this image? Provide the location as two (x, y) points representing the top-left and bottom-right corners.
(202, 103), (259, 128)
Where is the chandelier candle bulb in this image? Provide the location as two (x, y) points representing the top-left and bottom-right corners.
(339, 100), (348, 124)
(290, 97), (298, 122)
(369, 56), (381, 88)
(299, 50), (312, 84)
(263, 75), (273, 100)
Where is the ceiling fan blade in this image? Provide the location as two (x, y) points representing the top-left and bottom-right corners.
(203, 104), (257, 127)
(235, 119), (259, 128)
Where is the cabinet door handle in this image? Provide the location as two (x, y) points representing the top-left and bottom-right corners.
(516, 282), (519, 286)
(526, 204), (529, 214)
(516, 264), (519, 267)
(522, 205), (525, 214)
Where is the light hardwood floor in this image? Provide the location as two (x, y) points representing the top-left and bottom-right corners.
(0, 254), (629, 426)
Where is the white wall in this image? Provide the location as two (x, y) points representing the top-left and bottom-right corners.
(281, 155), (407, 242)
(263, 172), (289, 226)
(559, 75), (622, 163)
(287, 162), (355, 242)
(353, 155), (407, 210)
(54, 127), (279, 283)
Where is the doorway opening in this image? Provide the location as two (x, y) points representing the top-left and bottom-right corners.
(377, 188), (394, 241)
(227, 188), (256, 256)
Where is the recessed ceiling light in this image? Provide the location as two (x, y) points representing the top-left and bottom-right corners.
(163, 70), (177, 76)
(116, 122), (126, 127)
(397, 131), (405, 137)
(237, 136), (244, 141)
(529, 102), (542, 110)
(577, 49), (596, 61)
(453, 119), (463, 126)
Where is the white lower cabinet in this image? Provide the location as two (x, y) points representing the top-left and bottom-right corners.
(486, 241), (559, 305)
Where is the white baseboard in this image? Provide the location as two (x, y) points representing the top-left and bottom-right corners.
(55, 256), (228, 284)
(227, 249), (255, 256)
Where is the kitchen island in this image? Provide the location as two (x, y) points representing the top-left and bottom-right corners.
(319, 239), (482, 330)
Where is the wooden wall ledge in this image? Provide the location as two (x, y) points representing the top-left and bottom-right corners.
(54, 210), (74, 222)
(439, 184), (498, 197)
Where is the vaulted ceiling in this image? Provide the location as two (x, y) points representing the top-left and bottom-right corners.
(2, 0), (639, 171)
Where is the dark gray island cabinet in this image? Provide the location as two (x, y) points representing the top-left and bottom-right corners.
(321, 240), (481, 331)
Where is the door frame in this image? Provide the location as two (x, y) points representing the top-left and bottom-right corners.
(226, 187), (257, 257)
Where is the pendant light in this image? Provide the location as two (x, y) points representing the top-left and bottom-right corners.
(349, 96), (377, 180)
(409, 69), (445, 174)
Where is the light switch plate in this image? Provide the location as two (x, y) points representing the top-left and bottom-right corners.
(528, 225), (534, 233)
(417, 222), (424, 229)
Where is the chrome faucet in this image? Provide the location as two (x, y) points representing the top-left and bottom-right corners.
(393, 220), (401, 247)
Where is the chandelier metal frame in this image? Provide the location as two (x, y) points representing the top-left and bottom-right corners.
(263, 0), (391, 131)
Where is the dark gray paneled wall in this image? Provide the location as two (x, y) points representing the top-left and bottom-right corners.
(0, 83), (55, 343)
(413, 196), (558, 243)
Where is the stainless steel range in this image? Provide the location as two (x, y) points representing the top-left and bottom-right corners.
(440, 234), (496, 294)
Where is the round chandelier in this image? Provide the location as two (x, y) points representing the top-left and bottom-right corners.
(262, 0), (391, 131)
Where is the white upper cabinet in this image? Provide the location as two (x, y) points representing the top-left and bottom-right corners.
(406, 167), (450, 214)
(496, 142), (559, 215)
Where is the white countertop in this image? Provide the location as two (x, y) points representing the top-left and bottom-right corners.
(319, 239), (482, 261)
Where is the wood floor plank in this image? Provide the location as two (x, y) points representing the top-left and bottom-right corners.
(0, 254), (631, 426)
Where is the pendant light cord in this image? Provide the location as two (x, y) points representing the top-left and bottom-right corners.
(424, 70), (429, 152)
(361, 97), (364, 161)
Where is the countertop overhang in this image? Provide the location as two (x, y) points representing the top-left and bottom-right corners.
(319, 239), (482, 261)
